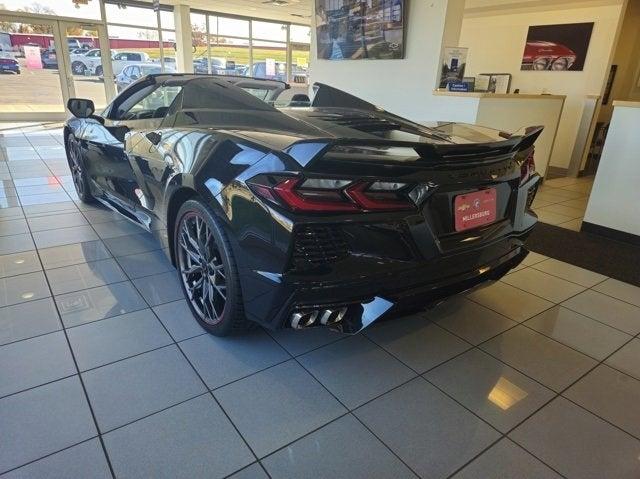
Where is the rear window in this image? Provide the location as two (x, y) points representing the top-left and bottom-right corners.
(141, 65), (163, 75)
(181, 78), (276, 112)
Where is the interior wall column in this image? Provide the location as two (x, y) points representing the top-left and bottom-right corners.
(174, 4), (194, 73)
(436, 0), (465, 86)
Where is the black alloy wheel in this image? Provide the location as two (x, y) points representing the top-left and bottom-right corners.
(175, 199), (250, 336)
(66, 135), (94, 203)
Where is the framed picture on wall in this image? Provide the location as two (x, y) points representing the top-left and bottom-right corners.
(477, 73), (511, 94)
(315, 0), (405, 60)
(521, 22), (594, 71)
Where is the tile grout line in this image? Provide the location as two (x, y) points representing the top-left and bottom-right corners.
(11, 166), (118, 479)
(280, 334), (425, 479)
(0, 436), (103, 477)
(119, 257), (274, 479)
(420, 330), (637, 475)
(464, 274), (639, 339)
(2, 153), (631, 477)
(3, 245), (638, 443)
(361, 323), (569, 478)
(418, 294), (640, 467)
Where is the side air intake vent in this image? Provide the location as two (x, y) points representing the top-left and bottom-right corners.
(293, 226), (349, 266)
(526, 182), (539, 210)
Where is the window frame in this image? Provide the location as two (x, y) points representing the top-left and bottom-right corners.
(190, 8), (310, 84)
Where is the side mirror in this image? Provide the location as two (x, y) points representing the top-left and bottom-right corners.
(67, 98), (95, 118)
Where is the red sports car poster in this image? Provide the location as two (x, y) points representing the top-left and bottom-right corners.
(521, 22), (594, 71)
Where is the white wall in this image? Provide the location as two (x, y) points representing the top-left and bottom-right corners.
(598, 0), (640, 123)
(459, 1), (624, 170)
(309, 0), (471, 122)
(584, 103), (640, 235)
(475, 96), (565, 177)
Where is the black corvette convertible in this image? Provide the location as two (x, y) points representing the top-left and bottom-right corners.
(64, 74), (541, 335)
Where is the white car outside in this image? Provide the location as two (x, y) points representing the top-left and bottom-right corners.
(82, 50), (151, 77)
(70, 48), (101, 75)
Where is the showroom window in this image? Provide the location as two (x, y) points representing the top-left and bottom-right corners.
(190, 9), (310, 85)
(0, 0), (101, 20)
(104, 0), (176, 72)
(290, 24), (311, 86)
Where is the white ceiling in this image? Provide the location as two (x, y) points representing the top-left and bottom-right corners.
(144, 0), (312, 25)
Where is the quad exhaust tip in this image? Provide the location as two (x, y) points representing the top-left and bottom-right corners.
(291, 310), (319, 329)
(291, 307), (347, 329)
(289, 297), (394, 334)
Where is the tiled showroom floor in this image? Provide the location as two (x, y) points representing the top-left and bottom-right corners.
(532, 175), (595, 231)
(1, 123), (640, 479)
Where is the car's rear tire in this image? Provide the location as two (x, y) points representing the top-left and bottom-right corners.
(174, 199), (252, 336)
(95, 65), (103, 77)
(66, 134), (94, 203)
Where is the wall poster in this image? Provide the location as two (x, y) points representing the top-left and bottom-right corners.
(521, 22), (594, 71)
(315, 0), (405, 60)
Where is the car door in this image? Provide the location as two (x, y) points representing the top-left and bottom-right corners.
(83, 81), (183, 223)
(124, 85), (184, 226)
(129, 65), (141, 83)
(117, 66), (130, 89)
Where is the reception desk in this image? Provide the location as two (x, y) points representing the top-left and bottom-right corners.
(431, 91), (566, 177)
(583, 101), (640, 242)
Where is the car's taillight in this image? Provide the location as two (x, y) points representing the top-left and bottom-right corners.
(520, 149), (536, 185)
(273, 177), (359, 212)
(248, 175), (415, 213)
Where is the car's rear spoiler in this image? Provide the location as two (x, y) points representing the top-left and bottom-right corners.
(284, 126), (543, 168)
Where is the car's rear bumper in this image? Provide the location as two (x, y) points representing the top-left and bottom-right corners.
(244, 229), (532, 333)
(231, 170), (540, 333)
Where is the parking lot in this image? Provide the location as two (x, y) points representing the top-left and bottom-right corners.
(0, 59), (106, 113)
(0, 59), (305, 113)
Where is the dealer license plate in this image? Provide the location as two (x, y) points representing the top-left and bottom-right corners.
(454, 188), (497, 232)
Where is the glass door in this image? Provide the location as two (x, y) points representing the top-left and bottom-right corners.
(0, 14), (115, 120)
(60, 22), (115, 110)
(0, 14), (66, 119)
